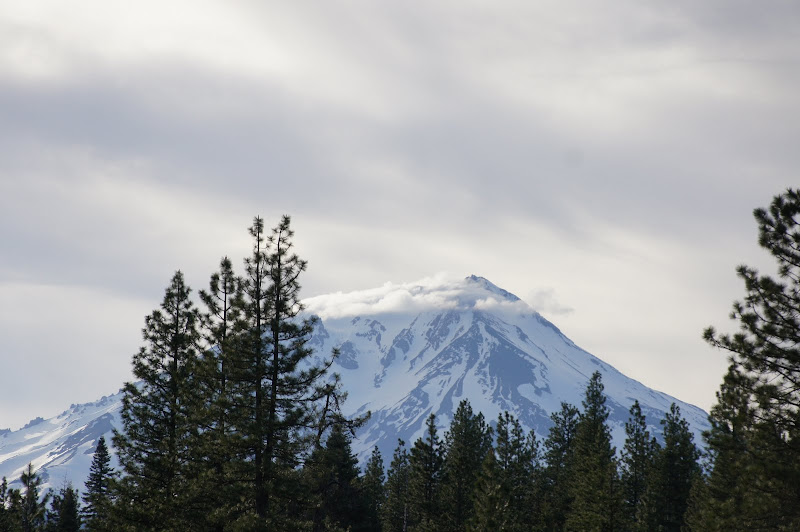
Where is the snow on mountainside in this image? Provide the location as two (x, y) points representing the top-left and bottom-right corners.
(0, 275), (710, 493)
(0, 392), (122, 492)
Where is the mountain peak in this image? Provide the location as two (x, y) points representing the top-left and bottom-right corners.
(465, 274), (521, 302)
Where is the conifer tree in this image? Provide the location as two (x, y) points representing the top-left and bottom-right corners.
(229, 216), (276, 527)
(112, 271), (201, 530)
(685, 367), (763, 531)
(492, 411), (541, 532)
(407, 414), (443, 531)
(0, 476), (19, 532)
(361, 446), (386, 532)
(542, 402), (579, 531)
(82, 436), (113, 531)
(468, 449), (506, 532)
(642, 404), (700, 532)
(703, 188), (800, 528)
(382, 440), (411, 532)
(230, 216), (341, 529)
(45, 484), (81, 532)
(303, 423), (366, 532)
(18, 463), (49, 532)
(191, 256), (243, 529)
(565, 371), (622, 532)
(620, 400), (658, 531)
(439, 400), (493, 532)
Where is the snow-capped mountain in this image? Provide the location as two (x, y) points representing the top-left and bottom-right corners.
(0, 275), (709, 492)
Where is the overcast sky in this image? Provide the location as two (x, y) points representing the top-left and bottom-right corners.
(1, 1), (799, 430)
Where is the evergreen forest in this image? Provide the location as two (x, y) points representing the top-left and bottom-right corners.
(2, 188), (800, 530)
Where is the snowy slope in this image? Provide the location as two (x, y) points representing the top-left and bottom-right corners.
(0, 275), (710, 492)
(0, 392), (122, 492)
(305, 275), (709, 466)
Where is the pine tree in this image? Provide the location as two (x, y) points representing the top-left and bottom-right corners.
(492, 411), (541, 532)
(468, 449), (507, 532)
(685, 366), (765, 531)
(45, 484), (81, 532)
(703, 188), (800, 528)
(382, 440), (410, 532)
(0, 476), (18, 532)
(542, 402), (579, 531)
(191, 256), (243, 529)
(641, 404), (700, 532)
(361, 446), (386, 532)
(18, 463), (49, 532)
(620, 400), (658, 531)
(439, 400), (493, 532)
(230, 216), (342, 529)
(407, 414), (443, 531)
(565, 371), (622, 532)
(82, 436), (113, 531)
(303, 424), (366, 532)
(112, 271), (201, 530)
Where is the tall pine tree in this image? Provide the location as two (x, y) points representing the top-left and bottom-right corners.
(382, 440), (410, 532)
(361, 446), (386, 532)
(0, 476), (16, 532)
(19, 463), (49, 532)
(439, 400), (493, 532)
(641, 404), (700, 532)
(82, 436), (113, 531)
(230, 216), (341, 529)
(407, 414), (443, 531)
(620, 400), (658, 531)
(542, 402), (579, 532)
(703, 188), (800, 528)
(191, 256), (243, 529)
(45, 483), (81, 532)
(491, 411), (540, 531)
(112, 271), (201, 530)
(303, 424), (366, 532)
(565, 371), (622, 532)
(468, 449), (506, 532)
(685, 367), (763, 531)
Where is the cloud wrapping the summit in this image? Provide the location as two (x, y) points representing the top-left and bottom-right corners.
(303, 273), (535, 320)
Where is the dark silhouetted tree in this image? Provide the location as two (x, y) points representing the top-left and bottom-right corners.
(488, 411), (540, 531)
(620, 400), (658, 531)
(45, 483), (81, 532)
(566, 371), (622, 532)
(303, 424), (366, 532)
(642, 404), (700, 532)
(439, 400), (493, 532)
(542, 402), (579, 531)
(229, 216), (343, 529)
(19, 463), (49, 532)
(191, 256), (243, 530)
(702, 188), (800, 529)
(361, 446), (386, 532)
(382, 440), (410, 532)
(407, 414), (443, 531)
(113, 271), (201, 530)
(469, 449), (505, 532)
(82, 436), (113, 531)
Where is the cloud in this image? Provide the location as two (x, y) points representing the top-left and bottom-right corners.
(526, 288), (575, 316)
(303, 273), (535, 320)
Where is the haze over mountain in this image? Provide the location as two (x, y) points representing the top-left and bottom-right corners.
(0, 275), (709, 492)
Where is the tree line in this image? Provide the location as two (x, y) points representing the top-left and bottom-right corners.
(375, 374), (700, 532)
(0, 372), (701, 532)
(2, 188), (800, 530)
